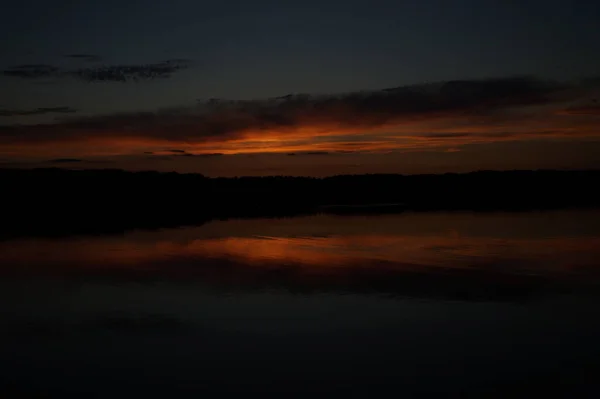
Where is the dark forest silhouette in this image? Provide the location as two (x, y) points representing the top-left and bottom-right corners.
(2, 168), (600, 239)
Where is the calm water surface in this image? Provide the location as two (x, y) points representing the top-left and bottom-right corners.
(1, 210), (600, 397)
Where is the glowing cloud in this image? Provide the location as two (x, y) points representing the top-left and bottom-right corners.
(1, 76), (599, 159)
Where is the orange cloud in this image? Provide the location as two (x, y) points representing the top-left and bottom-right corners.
(1, 76), (599, 160)
(556, 105), (600, 115)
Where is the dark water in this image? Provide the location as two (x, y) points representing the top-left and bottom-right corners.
(1, 210), (600, 397)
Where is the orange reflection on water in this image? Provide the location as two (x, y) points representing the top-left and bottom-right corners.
(1, 231), (600, 279)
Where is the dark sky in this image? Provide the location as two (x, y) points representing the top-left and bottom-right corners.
(1, 0), (599, 175)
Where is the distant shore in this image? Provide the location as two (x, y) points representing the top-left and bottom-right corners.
(2, 168), (599, 239)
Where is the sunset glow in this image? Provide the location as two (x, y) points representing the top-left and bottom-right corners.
(2, 231), (599, 277)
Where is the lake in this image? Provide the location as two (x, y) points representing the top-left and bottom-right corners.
(1, 209), (600, 397)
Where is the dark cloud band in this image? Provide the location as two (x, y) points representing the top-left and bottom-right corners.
(0, 76), (597, 151)
(0, 107), (77, 117)
(2, 59), (192, 82)
(63, 54), (102, 62)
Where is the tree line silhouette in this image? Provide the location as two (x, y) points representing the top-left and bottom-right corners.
(2, 168), (599, 238)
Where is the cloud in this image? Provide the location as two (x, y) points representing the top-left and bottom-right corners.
(63, 54), (102, 62)
(0, 76), (598, 158)
(2, 64), (61, 79)
(288, 151), (331, 156)
(2, 59), (192, 82)
(46, 158), (84, 164)
(146, 149), (225, 158)
(70, 59), (192, 82)
(44, 158), (114, 165)
(558, 105), (600, 115)
(195, 153), (224, 158)
(0, 106), (77, 117)
(423, 133), (473, 139)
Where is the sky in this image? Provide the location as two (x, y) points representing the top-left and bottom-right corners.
(1, 0), (599, 176)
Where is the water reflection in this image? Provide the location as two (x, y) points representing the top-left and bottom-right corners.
(0, 210), (599, 300)
(1, 210), (600, 396)
(2, 233), (599, 269)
